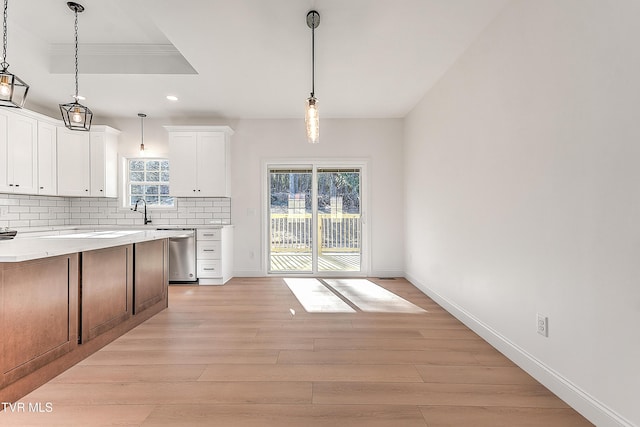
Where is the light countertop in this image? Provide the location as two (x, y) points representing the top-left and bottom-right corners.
(0, 228), (194, 263)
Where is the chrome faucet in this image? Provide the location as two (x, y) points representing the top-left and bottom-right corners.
(132, 199), (152, 225)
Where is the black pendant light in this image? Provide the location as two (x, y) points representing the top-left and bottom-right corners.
(59, 2), (92, 131)
(138, 113), (146, 154)
(305, 10), (320, 144)
(0, 0), (29, 108)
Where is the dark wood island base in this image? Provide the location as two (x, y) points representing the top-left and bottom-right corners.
(0, 239), (169, 403)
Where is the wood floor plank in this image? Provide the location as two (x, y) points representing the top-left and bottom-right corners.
(77, 349), (279, 366)
(50, 365), (206, 384)
(419, 328), (484, 340)
(257, 327), (424, 339)
(278, 349), (481, 365)
(198, 364), (423, 383)
(312, 382), (570, 408)
(419, 406), (593, 427)
(140, 404), (428, 427)
(416, 365), (540, 385)
(313, 337), (492, 351)
(117, 327), (260, 339)
(23, 382), (312, 405)
(103, 337), (314, 351)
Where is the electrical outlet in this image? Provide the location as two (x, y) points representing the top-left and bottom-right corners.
(537, 313), (548, 337)
(0, 207), (8, 217)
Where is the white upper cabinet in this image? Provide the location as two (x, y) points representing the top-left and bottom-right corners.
(165, 126), (233, 198)
(37, 121), (58, 196)
(56, 128), (90, 197)
(0, 107), (120, 198)
(0, 109), (38, 194)
(167, 131), (198, 197)
(57, 125), (120, 198)
(90, 126), (119, 198)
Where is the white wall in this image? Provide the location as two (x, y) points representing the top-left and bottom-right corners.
(230, 118), (404, 277)
(404, 1), (640, 426)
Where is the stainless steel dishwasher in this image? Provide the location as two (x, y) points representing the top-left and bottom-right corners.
(161, 228), (197, 283)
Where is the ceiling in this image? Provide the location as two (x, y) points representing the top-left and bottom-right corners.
(7, 0), (510, 121)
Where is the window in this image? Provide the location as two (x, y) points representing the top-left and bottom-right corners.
(127, 159), (174, 208)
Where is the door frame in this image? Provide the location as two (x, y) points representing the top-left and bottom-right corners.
(261, 158), (370, 277)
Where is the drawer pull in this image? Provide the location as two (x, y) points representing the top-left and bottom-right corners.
(203, 249), (216, 252)
(203, 268), (216, 271)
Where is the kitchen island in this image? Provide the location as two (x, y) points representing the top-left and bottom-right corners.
(0, 228), (189, 403)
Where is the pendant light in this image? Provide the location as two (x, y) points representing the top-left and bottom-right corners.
(59, 2), (92, 131)
(305, 10), (320, 144)
(0, 0), (29, 108)
(138, 113), (146, 154)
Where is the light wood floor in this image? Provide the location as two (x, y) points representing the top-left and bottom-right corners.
(5, 277), (592, 426)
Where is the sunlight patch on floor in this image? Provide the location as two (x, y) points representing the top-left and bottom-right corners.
(284, 278), (356, 313)
(323, 279), (426, 313)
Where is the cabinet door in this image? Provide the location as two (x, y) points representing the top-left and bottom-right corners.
(7, 114), (38, 194)
(90, 130), (119, 198)
(89, 132), (106, 197)
(103, 132), (118, 197)
(196, 132), (227, 197)
(37, 122), (57, 195)
(57, 128), (90, 197)
(169, 132), (198, 197)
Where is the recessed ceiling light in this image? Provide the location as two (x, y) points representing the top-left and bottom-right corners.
(166, 95), (178, 101)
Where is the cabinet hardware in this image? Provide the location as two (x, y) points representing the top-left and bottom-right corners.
(40, 186), (44, 189)
(203, 268), (216, 271)
(8, 183), (13, 186)
(203, 249), (215, 252)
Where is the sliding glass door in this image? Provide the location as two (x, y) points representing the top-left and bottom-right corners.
(268, 169), (313, 273)
(316, 168), (361, 272)
(268, 165), (363, 275)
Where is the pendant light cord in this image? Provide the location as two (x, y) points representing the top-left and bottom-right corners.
(1, 0), (8, 70)
(73, 8), (79, 100)
(311, 14), (315, 97)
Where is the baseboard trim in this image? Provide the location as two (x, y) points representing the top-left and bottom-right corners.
(232, 270), (264, 277)
(369, 269), (405, 278)
(405, 273), (634, 427)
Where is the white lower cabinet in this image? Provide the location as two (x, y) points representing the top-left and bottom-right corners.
(196, 227), (233, 285)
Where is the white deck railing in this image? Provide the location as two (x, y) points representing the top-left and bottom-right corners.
(270, 213), (360, 253)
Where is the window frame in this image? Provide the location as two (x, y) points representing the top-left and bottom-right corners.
(124, 157), (175, 209)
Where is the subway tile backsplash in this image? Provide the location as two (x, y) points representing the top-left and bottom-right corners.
(0, 194), (71, 229)
(0, 194), (231, 229)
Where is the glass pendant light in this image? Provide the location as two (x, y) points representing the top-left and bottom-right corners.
(59, 2), (92, 131)
(305, 10), (320, 144)
(138, 113), (146, 154)
(0, 0), (29, 108)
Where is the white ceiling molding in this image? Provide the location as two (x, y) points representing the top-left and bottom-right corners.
(49, 43), (197, 75)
